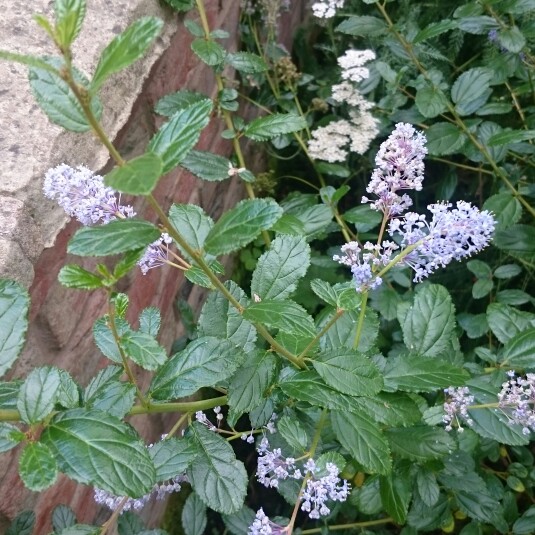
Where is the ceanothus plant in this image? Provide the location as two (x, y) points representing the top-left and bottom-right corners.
(1, 0), (535, 534)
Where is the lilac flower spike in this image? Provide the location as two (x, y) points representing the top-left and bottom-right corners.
(249, 508), (286, 535)
(363, 122), (427, 216)
(43, 164), (135, 225)
(443, 386), (474, 432)
(138, 233), (174, 275)
(498, 371), (535, 435)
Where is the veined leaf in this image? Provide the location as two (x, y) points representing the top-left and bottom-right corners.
(149, 437), (198, 481)
(121, 330), (167, 371)
(105, 152), (163, 195)
(54, 0), (86, 48)
(19, 442), (58, 491)
(168, 203), (214, 257)
(243, 114), (306, 141)
(191, 39), (226, 66)
(180, 150), (232, 182)
(386, 426), (456, 461)
(155, 89), (208, 117)
(17, 366), (61, 424)
(182, 493), (207, 535)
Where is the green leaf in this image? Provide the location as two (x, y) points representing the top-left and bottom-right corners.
(457, 16), (500, 34)
(0, 280), (29, 377)
(87, 380), (135, 419)
(105, 153), (163, 195)
(52, 504), (76, 532)
(68, 220), (160, 257)
(501, 328), (535, 368)
(484, 194), (522, 231)
(457, 313), (489, 339)
(54, 0), (86, 48)
(198, 281), (257, 353)
(415, 85), (449, 118)
(513, 506), (535, 535)
(6, 511), (35, 535)
(17, 366), (61, 424)
(310, 279), (338, 307)
(472, 278), (493, 299)
(494, 224), (535, 259)
(121, 330), (166, 371)
(416, 467), (440, 507)
(41, 408), (156, 496)
(335, 15), (386, 36)
(476, 102), (513, 116)
(243, 300), (316, 338)
(227, 351), (277, 425)
(163, 0), (194, 12)
(92, 17), (164, 92)
(187, 423), (248, 514)
(19, 442), (58, 491)
(401, 284), (457, 358)
(0, 50), (59, 73)
(386, 427), (456, 461)
(350, 392), (422, 427)
(56, 369), (80, 409)
(57, 525), (100, 535)
(168, 203), (214, 257)
(496, 289), (531, 306)
(149, 100), (213, 173)
(0, 381), (21, 409)
(312, 349), (383, 397)
(155, 90), (208, 117)
(0, 422), (23, 453)
(149, 437), (198, 481)
(487, 129), (535, 147)
(487, 303), (535, 344)
(222, 506), (256, 535)
(451, 68), (493, 115)
(180, 150), (232, 182)
(150, 336), (246, 400)
(191, 39), (226, 66)
(92, 319), (128, 364)
(243, 114), (307, 141)
(226, 52), (267, 73)
(413, 19), (457, 42)
(182, 493), (207, 535)
(251, 235), (310, 301)
(384, 354), (469, 392)
(494, 264), (522, 279)
(204, 199), (283, 255)
(278, 416), (309, 452)
(332, 410), (392, 475)
(29, 57), (102, 132)
(380, 472), (411, 524)
(58, 265), (103, 290)
(320, 308), (378, 353)
(139, 307), (161, 337)
(498, 26), (526, 53)
(426, 122), (465, 155)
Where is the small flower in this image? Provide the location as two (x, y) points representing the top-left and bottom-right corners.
(138, 233), (174, 275)
(43, 164), (135, 225)
(337, 49), (376, 83)
(195, 410), (217, 431)
(443, 386), (474, 432)
(363, 123), (427, 217)
(312, 0), (344, 19)
(301, 462), (350, 519)
(248, 508), (286, 535)
(498, 372), (535, 435)
(256, 438), (302, 488)
(228, 162), (246, 177)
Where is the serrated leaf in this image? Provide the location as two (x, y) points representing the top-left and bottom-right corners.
(380, 472), (411, 524)
(19, 442), (58, 491)
(251, 235), (310, 300)
(180, 150), (232, 182)
(57, 525), (100, 535)
(498, 26), (526, 53)
(222, 506), (256, 535)
(190, 39), (226, 66)
(6, 511), (35, 535)
(0, 280), (29, 377)
(384, 354), (469, 392)
(187, 423), (247, 514)
(149, 100), (213, 173)
(58, 265), (104, 290)
(414, 19), (457, 43)
(457, 16), (500, 34)
(105, 153), (163, 195)
(350, 392), (422, 426)
(243, 114), (307, 141)
(501, 328), (535, 368)
(0, 50), (58, 73)
(309, 279), (338, 306)
(401, 284), (456, 358)
(243, 300), (316, 338)
(226, 51), (267, 73)
(0, 422), (23, 453)
(87, 380), (136, 419)
(92, 319), (129, 364)
(416, 468), (440, 507)
(426, 122), (465, 155)
(312, 349), (383, 397)
(149, 437), (198, 481)
(29, 57), (102, 132)
(386, 426), (456, 461)
(54, 0), (86, 48)
(56, 369), (80, 409)
(182, 493), (207, 535)
(155, 90), (208, 117)
(17, 366), (61, 424)
(335, 15), (386, 36)
(121, 330), (166, 371)
(150, 336), (246, 400)
(487, 129), (535, 147)
(415, 85), (449, 118)
(487, 303), (535, 344)
(139, 307), (161, 337)
(198, 281), (257, 353)
(168, 203), (214, 257)
(228, 351), (277, 425)
(0, 381), (21, 409)
(68, 219), (160, 257)
(204, 199), (283, 255)
(278, 416), (308, 452)
(451, 68), (493, 112)
(484, 194), (522, 231)
(41, 408), (156, 497)
(92, 17), (164, 92)
(52, 504), (76, 532)
(494, 224), (535, 259)
(332, 410), (392, 475)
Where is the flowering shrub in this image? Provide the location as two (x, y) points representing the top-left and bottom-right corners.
(1, 0), (535, 534)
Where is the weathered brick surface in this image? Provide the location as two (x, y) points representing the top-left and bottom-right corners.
(0, 1), (307, 532)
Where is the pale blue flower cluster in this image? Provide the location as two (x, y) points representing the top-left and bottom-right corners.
(498, 371), (535, 435)
(443, 386), (474, 432)
(43, 164), (135, 225)
(249, 508), (286, 535)
(335, 123), (496, 291)
(137, 233), (174, 275)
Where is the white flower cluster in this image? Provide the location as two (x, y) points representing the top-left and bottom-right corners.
(499, 371), (535, 435)
(43, 164), (135, 225)
(308, 50), (378, 162)
(195, 406), (224, 431)
(443, 386), (474, 432)
(311, 0), (344, 18)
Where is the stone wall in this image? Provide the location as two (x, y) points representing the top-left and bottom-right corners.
(0, 0), (306, 532)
